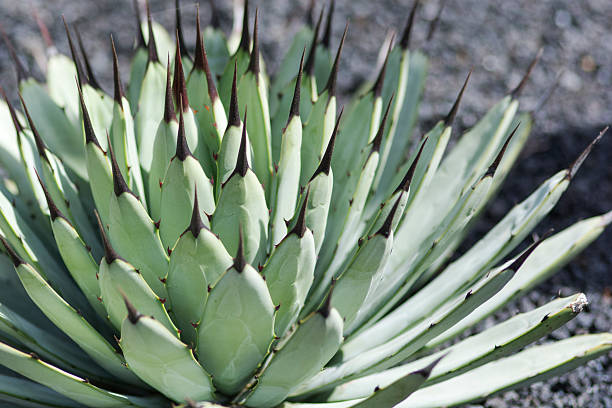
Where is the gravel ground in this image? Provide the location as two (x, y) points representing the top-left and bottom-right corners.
(0, 0), (610, 406)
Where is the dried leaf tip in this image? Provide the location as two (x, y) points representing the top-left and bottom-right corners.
(247, 9), (260, 75)
(175, 108), (192, 161)
(18, 94), (49, 163)
(371, 94), (394, 153)
(290, 187), (310, 238)
(400, 0), (419, 49)
(0, 86), (23, 132)
(173, 35), (189, 111)
(35, 169), (67, 223)
(376, 194), (401, 238)
(0, 235), (25, 267)
(33, 8), (54, 49)
(311, 107), (343, 180)
(238, 0), (251, 53)
(62, 16), (88, 86)
(194, 5), (218, 100)
(163, 56), (176, 122)
(228, 61), (241, 128)
(122, 292), (142, 324)
(323, 21), (348, 97)
(318, 279), (336, 318)
(233, 225), (247, 272)
(444, 69), (472, 127)
(304, 9), (324, 76)
(507, 229), (553, 273)
(132, 0), (146, 48)
(0, 28), (29, 82)
(485, 122), (520, 177)
(110, 35), (124, 105)
(175, 0), (191, 61)
(146, 0), (159, 63)
(567, 126), (607, 180)
(414, 353), (447, 378)
(322, 0), (335, 49)
(395, 136), (427, 193)
(95, 210), (123, 264)
(511, 48), (543, 99)
(288, 48), (305, 123)
(76, 79), (101, 147)
(108, 132), (133, 197)
(74, 26), (102, 90)
(373, 35), (395, 98)
(188, 189), (206, 238)
(426, 0), (447, 41)
(234, 107), (249, 177)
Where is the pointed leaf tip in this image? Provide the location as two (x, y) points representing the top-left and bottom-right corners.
(247, 9), (260, 75)
(228, 61), (241, 128)
(290, 187), (310, 238)
(233, 107), (249, 177)
(426, 0), (447, 41)
(175, 0), (191, 61)
(444, 68), (472, 127)
(322, 0), (335, 49)
(288, 48), (305, 122)
(62, 16), (88, 86)
(0, 86), (23, 132)
(33, 8), (54, 49)
(304, 9), (324, 76)
(311, 107), (343, 180)
(0, 235), (25, 267)
(76, 79), (101, 148)
(238, 0), (250, 52)
(567, 126), (607, 180)
(0, 28), (29, 82)
(376, 194), (402, 238)
(121, 292), (142, 324)
(95, 210), (122, 264)
(107, 132), (133, 197)
(324, 21), (348, 97)
(371, 94), (394, 153)
(164, 57), (177, 122)
(194, 5), (218, 100)
(173, 35), (189, 110)
(414, 353), (448, 378)
(395, 136), (427, 193)
(233, 225), (246, 272)
(175, 108), (192, 161)
(74, 25), (102, 90)
(34, 169), (67, 223)
(146, 0), (159, 63)
(132, 0), (146, 48)
(511, 48), (543, 99)
(400, 0), (419, 49)
(188, 190), (206, 238)
(110, 35), (124, 105)
(373, 35), (395, 97)
(485, 122), (520, 177)
(318, 279), (336, 318)
(507, 229), (554, 273)
(18, 94), (49, 163)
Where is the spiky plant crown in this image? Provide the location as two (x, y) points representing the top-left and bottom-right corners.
(0, 1), (609, 407)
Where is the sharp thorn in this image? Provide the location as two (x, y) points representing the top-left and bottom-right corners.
(395, 135), (427, 193)
(567, 126), (607, 180)
(164, 56), (177, 123)
(34, 169), (68, 223)
(375, 193), (402, 238)
(444, 68), (472, 127)
(233, 224), (247, 272)
(288, 48), (305, 123)
(194, 5), (219, 101)
(304, 8), (324, 76)
(414, 353), (448, 378)
(121, 291), (142, 324)
(76, 79), (102, 148)
(318, 279), (336, 318)
(18, 93), (49, 163)
(74, 25), (102, 90)
(62, 16), (88, 86)
(321, 0), (335, 49)
(110, 35), (124, 105)
(510, 48), (543, 99)
(400, 0), (419, 49)
(233, 106), (249, 177)
(371, 93), (394, 153)
(132, 0), (146, 48)
(173, 33), (189, 110)
(485, 123), (520, 178)
(323, 21), (348, 97)
(0, 235), (25, 267)
(0, 85), (23, 133)
(311, 107), (343, 180)
(107, 131), (133, 197)
(426, 0), (447, 42)
(175, 0), (191, 61)
(507, 229), (554, 273)
(146, 1), (159, 63)
(175, 107), (192, 161)
(238, 0), (251, 53)
(290, 186), (310, 238)
(187, 187), (206, 237)
(372, 34), (395, 97)
(247, 9), (260, 75)
(94, 210), (123, 264)
(227, 61), (241, 128)
(0, 28), (29, 82)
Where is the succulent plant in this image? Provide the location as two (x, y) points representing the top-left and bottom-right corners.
(0, 0), (609, 407)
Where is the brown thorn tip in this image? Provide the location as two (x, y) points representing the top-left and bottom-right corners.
(164, 56), (176, 122)
(373, 35), (395, 98)
(234, 107), (249, 177)
(233, 224), (246, 272)
(415, 353), (448, 378)
(74, 25), (102, 90)
(0, 86), (23, 132)
(247, 9), (260, 75)
(238, 0), (250, 52)
(18, 94), (49, 164)
(485, 122), (520, 177)
(121, 291), (142, 324)
(132, 0), (146, 48)
(322, 0), (335, 49)
(400, 0), (419, 49)
(194, 5), (218, 101)
(228, 61), (241, 128)
(507, 229), (553, 273)
(311, 107), (343, 180)
(376, 194), (401, 238)
(0, 27), (29, 82)
(511, 48), (543, 99)
(372, 94), (394, 153)
(395, 136), (427, 193)
(95, 210), (122, 264)
(568, 126), (607, 180)
(108, 132), (133, 197)
(173, 34), (189, 110)
(304, 9), (324, 76)
(288, 48), (305, 122)
(110, 35), (124, 105)
(445, 68), (472, 127)
(76, 78), (101, 147)
(188, 188), (206, 238)
(34, 169), (66, 223)
(146, 0), (159, 63)
(318, 279), (336, 318)
(290, 187), (310, 238)
(175, 108), (191, 161)
(426, 0), (447, 42)
(324, 21), (348, 97)
(62, 16), (88, 86)
(0, 235), (25, 267)
(175, 0), (191, 61)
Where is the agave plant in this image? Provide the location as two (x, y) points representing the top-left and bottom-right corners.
(0, 0), (609, 407)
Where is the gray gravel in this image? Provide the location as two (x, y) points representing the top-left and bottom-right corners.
(0, 0), (610, 406)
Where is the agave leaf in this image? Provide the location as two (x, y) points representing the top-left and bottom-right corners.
(46, 53), (80, 129)
(325, 293), (587, 402)
(79, 85), (113, 152)
(203, 26), (230, 75)
(127, 48), (148, 116)
(403, 334), (612, 407)
(0, 374), (84, 408)
(424, 212), (611, 350)
(120, 312), (215, 404)
(0, 341), (142, 407)
(244, 308), (343, 408)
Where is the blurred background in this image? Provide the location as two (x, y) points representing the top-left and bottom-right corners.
(0, 0), (610, 406)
